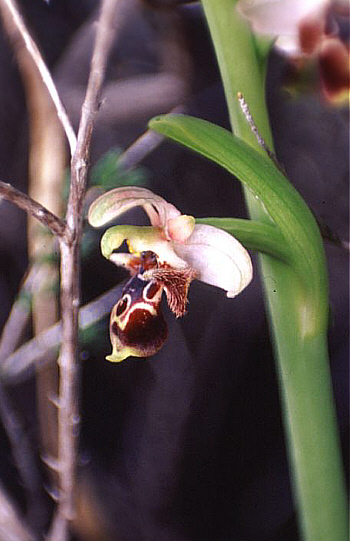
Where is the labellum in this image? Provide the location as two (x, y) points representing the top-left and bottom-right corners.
(108, 251), (167, 362)
(107, 251), (195, 362)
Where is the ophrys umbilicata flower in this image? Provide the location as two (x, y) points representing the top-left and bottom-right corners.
(88, 187), (253, 362)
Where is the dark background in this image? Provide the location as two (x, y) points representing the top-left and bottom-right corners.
(0, 1), (348, 540)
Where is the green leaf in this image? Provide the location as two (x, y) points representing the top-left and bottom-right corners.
(196, 217), (291, 262)
(149, 113), (328, 335)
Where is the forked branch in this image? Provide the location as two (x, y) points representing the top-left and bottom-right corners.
(0, 0), (122, 540)
(51, 1), (122, 539)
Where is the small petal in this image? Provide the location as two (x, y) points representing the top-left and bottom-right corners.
(166, 214), (196, 243)
(173, 224), (253, 297)
(88, 186), (180, 228)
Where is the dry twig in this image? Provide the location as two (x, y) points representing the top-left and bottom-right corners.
(0, 0), (77, 155)
(117, 105), (185, 171)
(52, 1), (122, 538)
(0, 0), (121, 539)
(0, 181), (66, 237)
(0, 383), (43, 529)
(0, 1), (180, 538)
(0, 481), (35, 541)
(0, 265), (41, 363)
(0, 284), (122, 384)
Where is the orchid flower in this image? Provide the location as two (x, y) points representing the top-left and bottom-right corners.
(237, 0), (349, 103)
(88, 187), (253, 362)
(237, 0), (330, 55)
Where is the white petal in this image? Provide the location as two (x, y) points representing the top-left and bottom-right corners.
(88, 186), (180, 227)
(237, 0), (329, 53)
(237, 0), (328, 33)
(173, 224), (253, 297)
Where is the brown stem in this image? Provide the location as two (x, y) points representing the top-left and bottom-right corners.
(52, 1), (122, 538)
(116, 105), (185, 170)
(54, 240), (80, 527)
(0, 481), (35, 541)
(0, 1), (129, 539)
(0, 265), (39, 363)
(0, 284), (122, 384)
(0, 0), (77, 156)
(67, 0), (127, 230)
(0, 180), (66, 237)
(0, 382), (43, 526)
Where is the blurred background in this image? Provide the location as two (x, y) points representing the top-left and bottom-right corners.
(0, 1), (348, 540)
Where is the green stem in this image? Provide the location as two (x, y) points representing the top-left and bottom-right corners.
(200, 1), (348, 540)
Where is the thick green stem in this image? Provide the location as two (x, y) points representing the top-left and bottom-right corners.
(200, 1), (348, 540)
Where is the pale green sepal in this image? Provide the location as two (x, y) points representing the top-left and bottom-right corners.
(100, 225), (156, 260)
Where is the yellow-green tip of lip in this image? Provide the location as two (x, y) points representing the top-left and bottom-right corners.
(106, 349), (133, 363)
(106, 354), (127, 362)
(106, 346), (147, 363)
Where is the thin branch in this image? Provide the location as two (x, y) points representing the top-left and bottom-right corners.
(0, 383), (43, 527)
(118, 129), (166, 171)
(53, 2), (122, 537)
(0, 265), (37, 363)
(0, 181), (66, 237)
(68, 0), (128, 231)
(0, 481), (35, 541)
(118, 105), (185, 171)
(0, 0), (77, 156)
(0, 284), (121, 384)
(237, 93), (350, 254)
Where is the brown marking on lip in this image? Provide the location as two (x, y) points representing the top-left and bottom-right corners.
(111, 307), (167, 357)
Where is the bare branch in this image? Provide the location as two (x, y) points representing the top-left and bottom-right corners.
(0, 181), (66, 237)
(0, 285), (121, 384)
(0, 265), (38, 363)
(68, 0), (128, 230)
(0, 383), (43, 526)
(0, 0), (77, 156)
(0, 481), (35, 541)
(118, 105), (185, 171)
(118, 129), (166, 171)
(52, 4), (123, 536)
